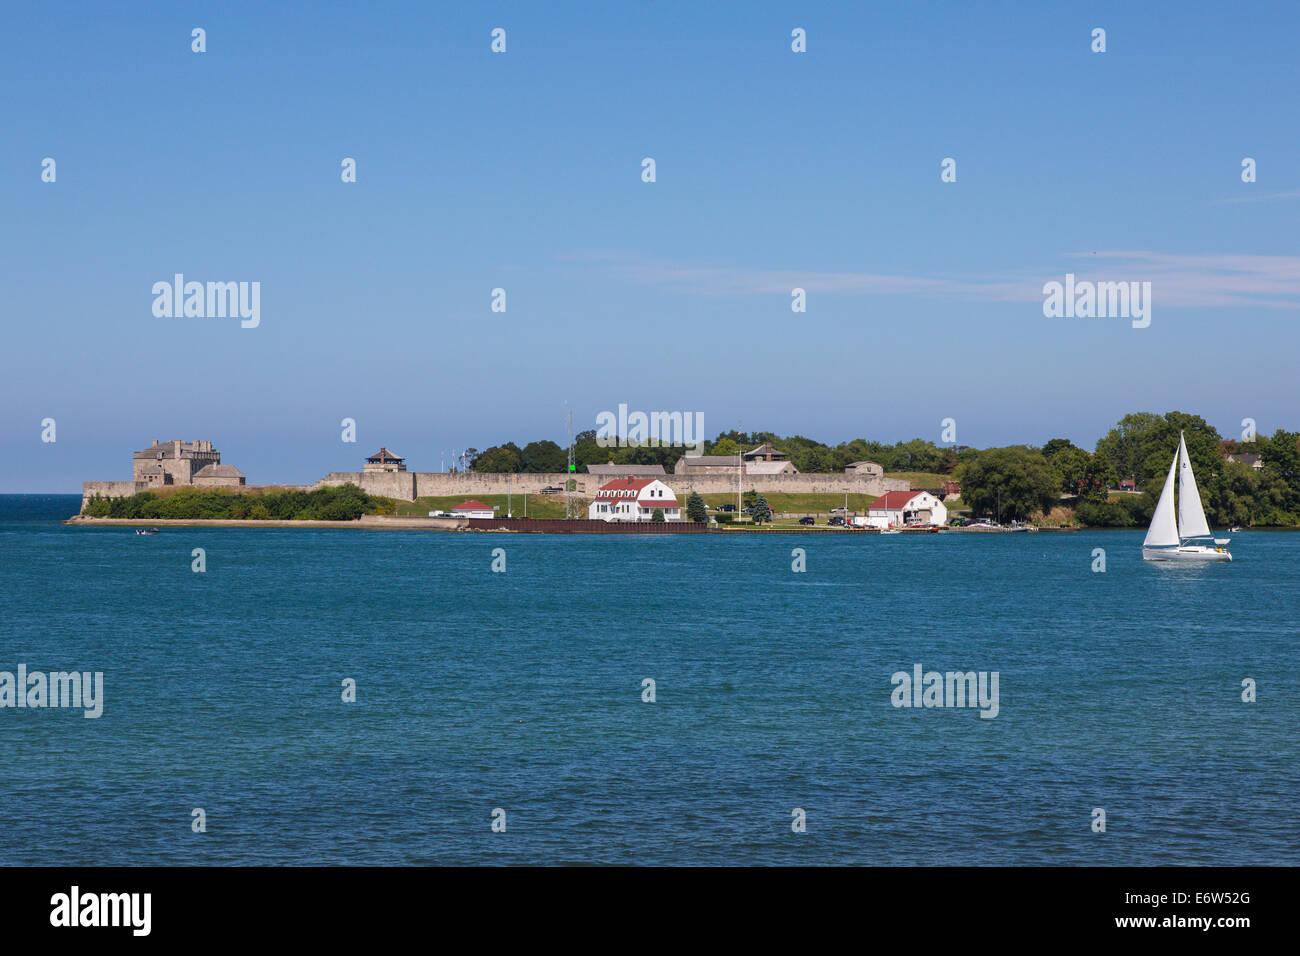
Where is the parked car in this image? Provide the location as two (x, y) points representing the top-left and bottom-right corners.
(828, 516), (846, 526)
(798, 516), (815, 525)
(717, 504), (736, 512)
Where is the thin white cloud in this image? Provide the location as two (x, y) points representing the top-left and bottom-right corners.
(574, 250), (1300, 310)
(1214, 190), (1300, 204)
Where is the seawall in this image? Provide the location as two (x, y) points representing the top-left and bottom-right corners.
(65, 515), (469, 530)
(313, 471), (910, 501)
(81, 470), (912, 512)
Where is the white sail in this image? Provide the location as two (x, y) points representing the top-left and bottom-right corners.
(1176, 432), (1211, 540)
(1143, 450), (1180, 548)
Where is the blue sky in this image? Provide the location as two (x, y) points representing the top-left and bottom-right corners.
(3, 1), (1298, 491)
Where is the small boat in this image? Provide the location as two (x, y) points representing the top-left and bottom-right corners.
(135, 527), (159, 535)
(1142, 433), (1231, 562)
(1229, 525), (1242, 533)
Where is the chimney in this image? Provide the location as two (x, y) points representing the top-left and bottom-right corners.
(152, 439), (158, 447)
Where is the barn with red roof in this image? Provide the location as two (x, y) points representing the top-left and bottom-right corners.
(589, 477), (681, 522)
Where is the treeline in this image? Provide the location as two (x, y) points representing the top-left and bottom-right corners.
(468, 431), (968, 475)
(468, 412), (1300, 527)
(957, 412), (1300, 527)
(82, 484), (397, 521)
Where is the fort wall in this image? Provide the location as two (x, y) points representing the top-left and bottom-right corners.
(82, 481), (140, 509)
(84, 467), (911, 511)
(316, 471), (910, 501)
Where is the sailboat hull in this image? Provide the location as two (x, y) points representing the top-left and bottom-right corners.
(1141, 434), (1234, 564)
(1142, 545), (1232, 562)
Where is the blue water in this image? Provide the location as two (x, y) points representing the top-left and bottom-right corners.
(0, 494), (1296, 865)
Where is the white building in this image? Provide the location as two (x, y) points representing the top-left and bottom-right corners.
(589, 478), (682, 522)
(451, 498), (496, 519)
(866, 490), (947, 529)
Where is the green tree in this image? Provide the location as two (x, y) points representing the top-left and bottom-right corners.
(888, 438), (950, 473)
(752, 495), (772, 524)
(1094, 411), (1221, 491)
(520, 440), (567, 473)
(472, 443), (523, 473)
(1048, 447), (1114, 502)
(650, 508), (666, 523)
(710, 436), (741, 457)
(685, 492), (708, 523)
(956, 447), (1058, 521)
(1050, 446), (1091, 495)
(1261, 430), (1300, 505)
(1041, 438), (1076, 459)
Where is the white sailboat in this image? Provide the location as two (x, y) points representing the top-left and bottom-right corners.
(1141, 432), (1232, 561)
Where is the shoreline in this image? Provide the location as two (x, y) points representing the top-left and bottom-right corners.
(64, 515), (468, 530)
(62, 515), (1089, 533)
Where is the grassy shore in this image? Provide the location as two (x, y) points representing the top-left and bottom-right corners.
(394, 494), (579, 519)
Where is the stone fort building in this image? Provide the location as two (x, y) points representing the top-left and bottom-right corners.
(133, 439), (246, 488)
(83, 439), (246, 506)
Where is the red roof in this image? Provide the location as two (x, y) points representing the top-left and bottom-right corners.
(452, 499), (493, 512)
(870, 491), (924, 511)
(594, 478), (678, 507)
(597, 478), (657, 493)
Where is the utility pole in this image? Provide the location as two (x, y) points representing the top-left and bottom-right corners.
(737, 423), (743, 522)
(565, 405), (576, 519)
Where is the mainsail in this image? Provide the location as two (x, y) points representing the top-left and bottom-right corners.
(1143, 450), (1180, 548)
(1176, 433), (1211, 540)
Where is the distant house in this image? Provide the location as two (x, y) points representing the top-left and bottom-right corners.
(940, 480), (962, 501)
(1119, 477), (1138, 492)
(586, 462), (666, 477)
(743, 442), (789, 462)
(451, 499), (495, 519)
(1226, 453), (1263, 470)
(589, 478), (681, 522)
(364, 448), (407, 473)
(866, 490), (947, 529)
(845, 461), (884, 478)
(674, 453), (797, 476)
(675, 454), (740, 475)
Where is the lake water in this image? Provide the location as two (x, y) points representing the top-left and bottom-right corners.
(1, 494), (1295, 865)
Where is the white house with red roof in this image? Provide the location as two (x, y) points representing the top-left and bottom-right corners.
(589, 477), (682, 522)
(866, 490), (947, 529)
(451, 499), (496, 519)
